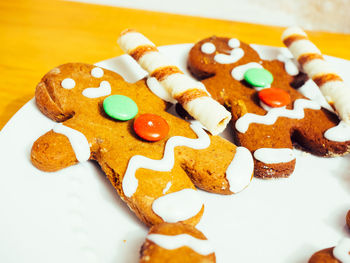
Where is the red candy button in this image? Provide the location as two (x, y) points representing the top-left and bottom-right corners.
(258, 88), (291, 108)
(134, 114), (169, 142)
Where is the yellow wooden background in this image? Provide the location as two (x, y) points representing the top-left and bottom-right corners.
(1, 0), (350, 130)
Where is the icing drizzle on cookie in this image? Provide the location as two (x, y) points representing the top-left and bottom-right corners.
(152, 189), (203, 223)
(82, 81), (111, 98)
(146, 77), (177, 103)
(235, 99), (321, 133)
(254, 148), (295, 164)
(122, 121), (210, 198)
(53, 123), (90, 162)
(147, 233), (214, 255)
(324, 121), (350, 142)
(231, 62), (263, 81)
(226, 147), (253, 193)
(277, 53), (299, 76)
(333, 237), (350, 262)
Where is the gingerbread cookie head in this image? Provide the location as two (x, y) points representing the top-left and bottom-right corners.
(31, 62), (253, 226)
(140, 222), (215, 263)
(188, 36), (350, 178)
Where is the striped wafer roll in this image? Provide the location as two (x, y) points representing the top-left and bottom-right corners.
(117, 30), (231, 135)
(282, 26), (350, 124)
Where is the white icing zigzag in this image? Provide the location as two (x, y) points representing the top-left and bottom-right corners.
(235, 99), (321, 133)
(122, 122), (211, 198)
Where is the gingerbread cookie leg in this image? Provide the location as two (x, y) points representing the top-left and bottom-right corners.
(140, 222), (216, 263)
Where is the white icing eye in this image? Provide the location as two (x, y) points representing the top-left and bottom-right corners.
(201, 42), (216, 54)
(228, 38), (240, 48)
(61, 78), (76, 89)
(91, 67), (104, 78)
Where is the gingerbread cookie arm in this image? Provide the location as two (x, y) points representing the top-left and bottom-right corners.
(282, 27), (350, 125)
(117, 30), (231, 135)
(140, 222), (216, 263)
(31, 128), (87, 172)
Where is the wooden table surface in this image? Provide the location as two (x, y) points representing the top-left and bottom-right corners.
(1, 0), (350, 130)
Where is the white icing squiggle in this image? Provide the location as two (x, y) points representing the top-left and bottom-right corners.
(53, 123), (90, 162)
(152, 189), (203, 223)
(147, 234), (214, 255)
(61, 78), (76, 90)
(82, 81), (111, 98)
(324, 121), (350, 142)
(122, 122), (211, 197)
(91, 67), (104, 78)
(277, 53), (299, 76)
(201, 42), (216, 54)
(235, 99), (321, 133)
(214, 48), (244, 64)
(254, 148), (295, 164)
(146, 77), (177, 104)
(231, 62), (263, 81)
(226, 147), (253, 193)
(333, 237), (350, 262)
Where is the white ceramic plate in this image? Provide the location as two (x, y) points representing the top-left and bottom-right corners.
(1, 44), (349, 263)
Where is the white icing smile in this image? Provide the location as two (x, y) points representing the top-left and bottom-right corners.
(214, 48), (244, 64)
(122, 121), (211, 198)
(200, 39), (244, 64)
(82, 81), (111, 98)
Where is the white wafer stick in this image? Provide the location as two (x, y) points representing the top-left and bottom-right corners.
(117, 29), (231, 135)
(282, 26), (350, 124)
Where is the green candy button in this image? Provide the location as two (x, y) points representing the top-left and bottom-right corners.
(244, 68), (273, 87)
(103, 95), (138, 121)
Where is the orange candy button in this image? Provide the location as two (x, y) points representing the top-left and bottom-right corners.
(134, 114), (169, 142)
(258, 88), (291, 108)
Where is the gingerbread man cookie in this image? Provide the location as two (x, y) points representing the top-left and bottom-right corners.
(140, 222), (215, 263)
(31, 62), (254, 226)
(188, 36), (350, 178)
